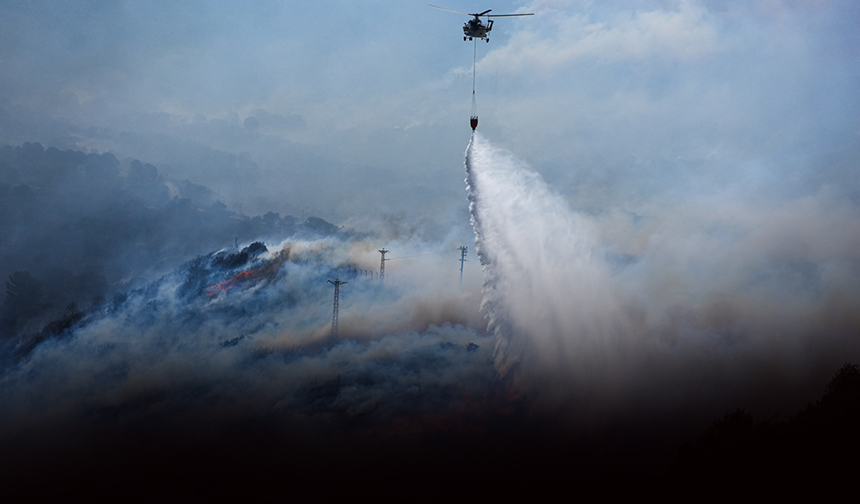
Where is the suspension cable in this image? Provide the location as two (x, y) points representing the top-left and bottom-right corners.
(472, 38), (477, 95)
(471, 39), (478, 122)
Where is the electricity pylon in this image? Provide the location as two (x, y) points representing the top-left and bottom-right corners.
(327, 279), (347, 339)
(378, 248), (389, 284)
(458, 246), (468, 286)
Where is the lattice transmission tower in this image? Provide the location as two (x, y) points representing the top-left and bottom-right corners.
(378, 248), (389, 284)
(458, 246), (468, 286)
(327, 279), (347, 339)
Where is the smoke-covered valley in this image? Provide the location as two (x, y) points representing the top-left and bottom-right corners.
(0, 141), (517, 497)
(0, 141), (491, 422)
(2, 0), (860, 498)
(2, 133), (859, 497)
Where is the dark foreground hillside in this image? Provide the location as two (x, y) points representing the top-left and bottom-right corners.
(665, 363), (860, 494)
(2, 363), (857, 500)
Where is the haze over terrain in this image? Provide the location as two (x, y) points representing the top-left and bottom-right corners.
(1, 0), (859, 497)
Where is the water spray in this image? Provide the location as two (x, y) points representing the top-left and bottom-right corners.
(464, 133), (612, 381)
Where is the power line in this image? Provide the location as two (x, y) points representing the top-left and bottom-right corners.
(386, 249), (458, 261)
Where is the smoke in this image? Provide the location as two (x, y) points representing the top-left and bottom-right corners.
(465, 132), (860, 425)
(2, 131), (857, 469)
(0, 236), (500, 451)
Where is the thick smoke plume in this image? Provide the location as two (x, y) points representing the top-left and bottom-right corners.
(465, 132), (860, 425)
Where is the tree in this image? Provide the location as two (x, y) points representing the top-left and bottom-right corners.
(823, 363), (860, 399)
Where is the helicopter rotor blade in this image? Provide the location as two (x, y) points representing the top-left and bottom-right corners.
(486, 12), (534, 17)
(473, 9), (492, 16)
(428, 4), (471, 16)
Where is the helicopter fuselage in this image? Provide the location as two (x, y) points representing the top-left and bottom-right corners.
(463, 18), (493, 41)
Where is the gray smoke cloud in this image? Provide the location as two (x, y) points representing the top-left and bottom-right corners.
(0, 236), (497, 445)
(466, 132), (860, 426)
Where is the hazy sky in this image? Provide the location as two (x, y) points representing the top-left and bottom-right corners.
(2, 0), (856, 228)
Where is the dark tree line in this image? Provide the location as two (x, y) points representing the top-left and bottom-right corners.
(667, 363), (860, 492)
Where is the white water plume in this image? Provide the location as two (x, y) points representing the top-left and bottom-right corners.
(465, 133), (620, 385)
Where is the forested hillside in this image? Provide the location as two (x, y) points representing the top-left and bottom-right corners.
(0, 142), (337, 340)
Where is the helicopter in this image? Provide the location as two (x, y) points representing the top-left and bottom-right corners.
(429, 5), (533, 42)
